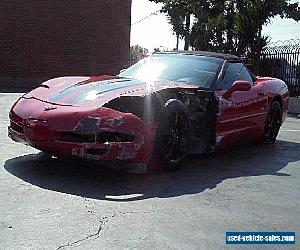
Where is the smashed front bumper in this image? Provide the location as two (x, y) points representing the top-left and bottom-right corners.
(8, 98), (158, 163)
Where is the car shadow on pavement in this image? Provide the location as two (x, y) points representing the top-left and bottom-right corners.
(4, 140), (300, 201)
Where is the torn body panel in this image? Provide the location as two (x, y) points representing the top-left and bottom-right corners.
(104, 87), (220, 154)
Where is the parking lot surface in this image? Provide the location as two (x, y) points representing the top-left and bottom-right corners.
(1, 93), (299, 249)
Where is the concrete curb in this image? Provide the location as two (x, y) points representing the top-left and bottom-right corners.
(288, 97), (300, 115)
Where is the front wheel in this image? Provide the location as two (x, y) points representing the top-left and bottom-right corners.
(151, 104), (191, 172)
(262, 101), (282, 144)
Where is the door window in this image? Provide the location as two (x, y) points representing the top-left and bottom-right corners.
(221, 63), (253, 90)
(238, 67), (254, 84)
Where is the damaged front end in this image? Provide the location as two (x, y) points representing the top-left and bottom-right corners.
(8, 82), (219, 165)
(104, 88), (220, 155)
(64, 113), (156, 162)
(8, 97), (158, 163)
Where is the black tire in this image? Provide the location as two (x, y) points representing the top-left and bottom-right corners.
(150, 100), (191, 172)
(262, 101), (282, 144)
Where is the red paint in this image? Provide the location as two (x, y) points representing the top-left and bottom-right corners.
(215, 76), (289, 149)
(8, 74), (289, 164)
(9, 96), (157, 163)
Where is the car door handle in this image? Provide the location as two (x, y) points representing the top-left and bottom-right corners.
(257, 91), (266, 96)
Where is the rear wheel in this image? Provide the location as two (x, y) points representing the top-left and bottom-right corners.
(151, 104), (191, 172)
(262, 101), (282, 144)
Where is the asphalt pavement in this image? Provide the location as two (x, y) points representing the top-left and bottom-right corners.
(0, 93), (299, 249)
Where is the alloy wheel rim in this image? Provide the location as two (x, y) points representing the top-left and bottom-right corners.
(162, 111), (189, 163)
(266, 107), (281, 142)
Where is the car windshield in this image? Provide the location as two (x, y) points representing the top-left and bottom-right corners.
(119, 53), (224, 88)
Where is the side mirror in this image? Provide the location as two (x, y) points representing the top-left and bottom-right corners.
(223, 80), (251, 99)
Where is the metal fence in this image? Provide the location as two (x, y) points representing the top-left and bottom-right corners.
(259, 39), (300, 97)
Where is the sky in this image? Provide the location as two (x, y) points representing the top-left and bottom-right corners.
(131, 0), (300, 52)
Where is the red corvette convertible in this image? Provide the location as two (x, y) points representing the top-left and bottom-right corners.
(8, 51), (289, 171)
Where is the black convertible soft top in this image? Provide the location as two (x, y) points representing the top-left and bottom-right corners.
(156, 50), (241, 61)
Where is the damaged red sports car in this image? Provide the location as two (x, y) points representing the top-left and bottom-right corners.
(8, 51), (289, 171)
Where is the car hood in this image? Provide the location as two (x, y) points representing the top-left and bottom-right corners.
(24, 75), (199, 107)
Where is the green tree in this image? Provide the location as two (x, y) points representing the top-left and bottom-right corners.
(130, 45), (149, 64)
(233, 0), (300, 72)
(150, 0), (300, 68)
(151, 0), (192, 50)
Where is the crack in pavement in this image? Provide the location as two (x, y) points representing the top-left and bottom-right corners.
(56, 207), (117, 250)
(56, 216), (108, 250)
(55, 206), (197, 249)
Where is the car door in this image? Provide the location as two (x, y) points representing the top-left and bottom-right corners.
(215, 62), (268, 145)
